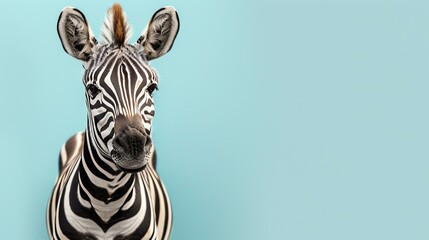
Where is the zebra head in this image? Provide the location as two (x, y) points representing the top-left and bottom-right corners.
(57, 4), (179, 172)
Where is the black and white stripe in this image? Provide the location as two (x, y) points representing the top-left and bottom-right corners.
(48, 4), (179, 240)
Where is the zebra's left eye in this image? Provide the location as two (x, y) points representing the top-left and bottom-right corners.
(86, 84), (100, 98)
(147, 83), (158, 96)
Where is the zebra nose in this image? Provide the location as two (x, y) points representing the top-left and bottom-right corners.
(111, 114), (151, 171)
(112, 127), (147, 156)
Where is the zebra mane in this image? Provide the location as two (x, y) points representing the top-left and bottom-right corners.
(101, 3), (132, 45)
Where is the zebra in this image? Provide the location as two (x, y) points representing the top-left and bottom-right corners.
(47, 4), (179, 240)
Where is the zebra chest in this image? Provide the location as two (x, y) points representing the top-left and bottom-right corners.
(56, 168), (158, 239)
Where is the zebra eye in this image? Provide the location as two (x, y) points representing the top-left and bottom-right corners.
(147, 83), (158, 95)
(86, 84), (100, 98)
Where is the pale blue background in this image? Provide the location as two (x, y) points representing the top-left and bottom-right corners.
(0, 0), (428, 239)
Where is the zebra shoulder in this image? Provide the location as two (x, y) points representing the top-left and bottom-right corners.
(58, 131), (85, 172)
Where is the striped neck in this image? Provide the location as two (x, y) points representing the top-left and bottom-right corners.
(78, 130), (140, 223)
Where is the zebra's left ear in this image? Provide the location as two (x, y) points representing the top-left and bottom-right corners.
(57, 7), (98, 61)
(136, 7), (180, 61)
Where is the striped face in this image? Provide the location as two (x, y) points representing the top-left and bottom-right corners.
(83, 45), (158, 171)
(57, 4), (179, 171)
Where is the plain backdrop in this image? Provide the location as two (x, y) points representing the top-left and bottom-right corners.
(1, 0), (429, 239)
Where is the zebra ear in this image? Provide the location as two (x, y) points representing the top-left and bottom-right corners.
(57, 7), (97, 61)
(136, 7), (179, 61)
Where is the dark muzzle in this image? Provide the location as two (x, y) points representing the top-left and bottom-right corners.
(111, 114), (151, 172)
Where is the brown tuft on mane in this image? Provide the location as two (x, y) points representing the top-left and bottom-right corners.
(112, 3), (125, 45)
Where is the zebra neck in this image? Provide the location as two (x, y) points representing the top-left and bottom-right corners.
(83, 130), (120, 175)
(78, 131), (140, 222)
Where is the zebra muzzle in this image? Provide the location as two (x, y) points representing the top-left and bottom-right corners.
(111, 115), (151, 172)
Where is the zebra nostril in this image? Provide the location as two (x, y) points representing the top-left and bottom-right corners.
(112, 136), (126, 153)
(145, 137), (152, 148)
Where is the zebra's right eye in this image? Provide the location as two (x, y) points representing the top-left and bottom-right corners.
(86, 84), (100, 98)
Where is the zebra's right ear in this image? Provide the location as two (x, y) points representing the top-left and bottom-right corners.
(57, 7), (97, 61)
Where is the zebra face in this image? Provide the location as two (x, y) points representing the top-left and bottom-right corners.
(57, 5), (179, 171)
(83, 45), (160, 171)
